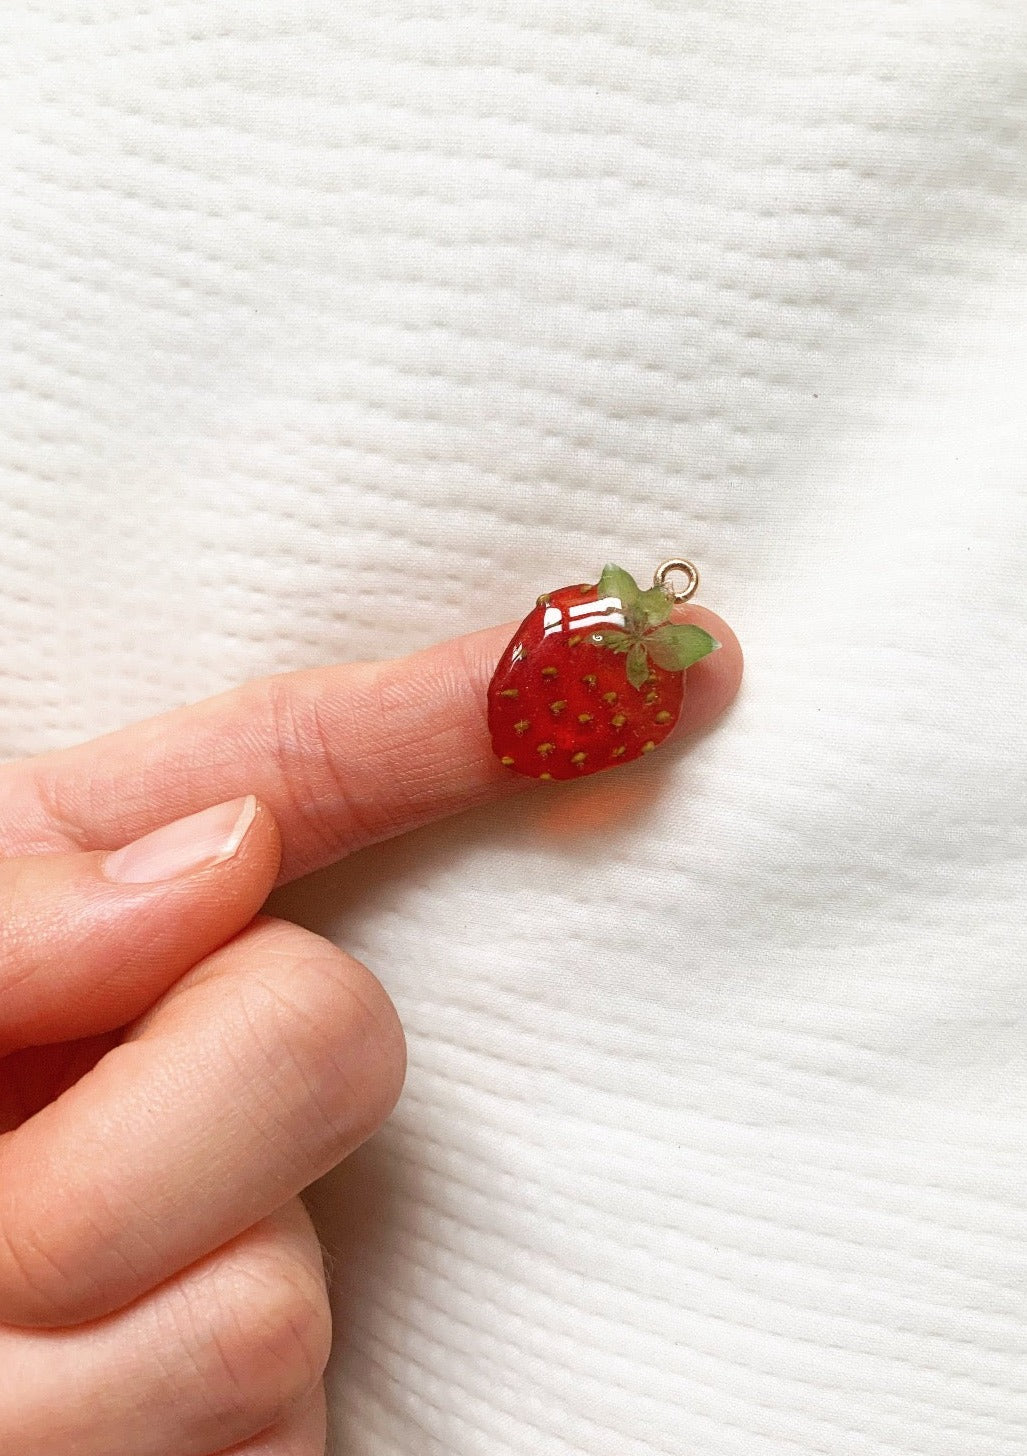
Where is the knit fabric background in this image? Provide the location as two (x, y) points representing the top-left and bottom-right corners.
(1, 4), (1025, 1452)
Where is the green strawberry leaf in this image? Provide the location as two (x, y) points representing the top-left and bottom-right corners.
(597, 563), (642, 612)
(637, 584), (674, 627)
(644, 623), (721, 671)
(626, 640), (650, 689)
(592, 628), (633, 652)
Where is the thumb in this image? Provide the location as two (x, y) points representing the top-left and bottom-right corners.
(0, 796), (280, 1054)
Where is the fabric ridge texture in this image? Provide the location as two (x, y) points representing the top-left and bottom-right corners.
(1, 4), (1025, 1453)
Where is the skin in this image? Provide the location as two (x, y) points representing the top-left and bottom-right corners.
(0, 603), (741, 1455)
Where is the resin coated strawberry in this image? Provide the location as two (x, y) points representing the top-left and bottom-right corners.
(488, 563), (719, 780)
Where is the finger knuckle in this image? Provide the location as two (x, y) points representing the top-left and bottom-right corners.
(246, 917), (407, 1136)
(260, 671), (382, 858)
(195, 1234), (332, 1435)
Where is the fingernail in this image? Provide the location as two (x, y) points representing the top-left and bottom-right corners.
(102, 796), (257, 885)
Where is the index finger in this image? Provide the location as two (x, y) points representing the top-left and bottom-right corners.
(0, 605), (741, 884)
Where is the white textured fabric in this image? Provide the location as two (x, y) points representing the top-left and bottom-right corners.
(2, 4), (1026, 1453)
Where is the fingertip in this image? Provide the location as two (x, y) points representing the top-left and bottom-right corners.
(671, 604), (743, 734)
(0, 798), (288, 1054)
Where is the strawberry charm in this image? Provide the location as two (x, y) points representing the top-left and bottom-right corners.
(488, 560), (720, 780)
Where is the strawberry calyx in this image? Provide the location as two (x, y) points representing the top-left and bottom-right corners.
(591, 563), (720, 690)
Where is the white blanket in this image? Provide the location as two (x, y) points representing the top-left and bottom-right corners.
(1, 3), (1025, 1452)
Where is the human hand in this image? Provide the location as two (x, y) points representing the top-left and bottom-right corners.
(0, 603), (741, 1455)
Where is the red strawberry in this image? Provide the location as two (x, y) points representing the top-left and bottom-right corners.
(488, 563), (719, 780)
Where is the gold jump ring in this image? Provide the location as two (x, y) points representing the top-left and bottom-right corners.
(653, 558), (700, 603)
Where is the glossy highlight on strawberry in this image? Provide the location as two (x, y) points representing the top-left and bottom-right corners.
(487, 563), (720, 780)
